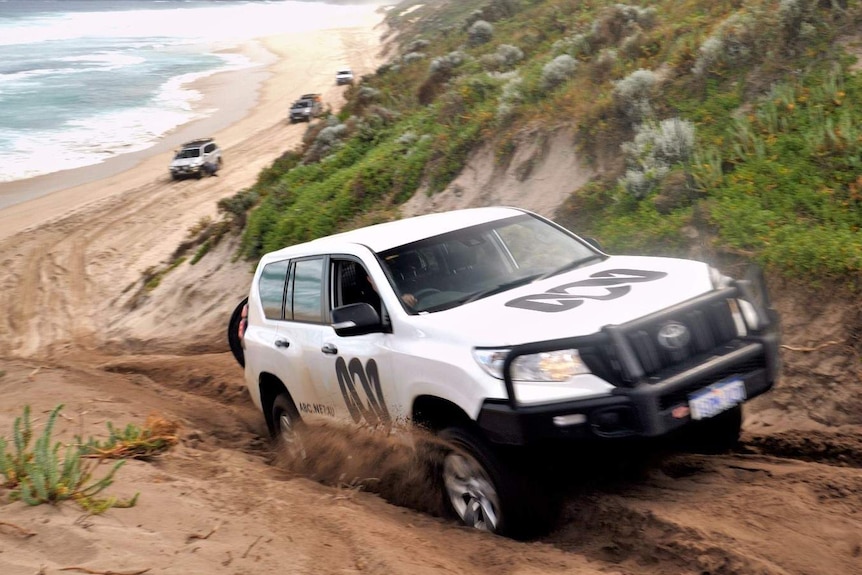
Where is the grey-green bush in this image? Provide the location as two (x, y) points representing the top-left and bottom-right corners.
(691, 13), (756, 76)
(403, 51), (427, 64)
(430, 51), (467, 76)
(468, 20), (494, 46)
(496, 73), (524, 120)
(540, 54), (577, 92)
(620, 117), (696, 199)
(613, 68), (658, 123)
(553, 32), (592, 58)
(481, 44), (524, 71)
(357, 86), (381, 105)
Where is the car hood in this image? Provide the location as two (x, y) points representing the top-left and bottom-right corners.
(415, 255), (715, 346)
(171, 157), (202, 167)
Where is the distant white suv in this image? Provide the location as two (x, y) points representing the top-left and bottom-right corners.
(169, 138), (221, 180)
(228, 207), (780, 537)
(336, 68), (354, 85)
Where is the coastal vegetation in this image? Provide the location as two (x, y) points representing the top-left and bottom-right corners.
(0, 405), (178, 513)
(209, 0), (861, 286)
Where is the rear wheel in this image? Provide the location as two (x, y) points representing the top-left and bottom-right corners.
(271, 393), (305, 459)
(227, 297), (248, 367)
(439, 427), (557, 538)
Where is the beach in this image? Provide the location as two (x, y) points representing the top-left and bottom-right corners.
(0, 5), (387, 241)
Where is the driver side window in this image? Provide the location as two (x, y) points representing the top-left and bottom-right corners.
(331, 259), (385, 319)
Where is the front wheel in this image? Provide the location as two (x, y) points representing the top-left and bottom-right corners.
(442, 428), (502, 533)
(439, 427), (557, 538)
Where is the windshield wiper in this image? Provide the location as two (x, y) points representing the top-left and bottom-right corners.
(535, 254), (604, 282)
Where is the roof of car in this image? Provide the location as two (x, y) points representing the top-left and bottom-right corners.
(181, 138), (214, 148)
(261, 207), (529, 261)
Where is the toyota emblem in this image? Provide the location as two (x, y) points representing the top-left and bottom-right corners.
(657, 322), (690, 350)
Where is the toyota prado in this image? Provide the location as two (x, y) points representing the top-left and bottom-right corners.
(228, 207), (781, 537)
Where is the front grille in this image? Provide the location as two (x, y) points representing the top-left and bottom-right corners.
(581, 295), (744, 387)
(625, 299), (738, 375)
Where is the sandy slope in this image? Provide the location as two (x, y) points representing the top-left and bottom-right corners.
(0, 4), (861, 575)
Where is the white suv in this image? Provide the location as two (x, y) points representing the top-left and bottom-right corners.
(169, 138), (221, 180)
(336, 68), (355, 85)
(228, 207), (780, 537)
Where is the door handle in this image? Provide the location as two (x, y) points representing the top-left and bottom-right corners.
(274, 339), (290, 349)
(321, 343), (338, 355)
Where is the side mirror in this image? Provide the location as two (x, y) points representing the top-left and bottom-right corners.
(331, 303), (384, 337)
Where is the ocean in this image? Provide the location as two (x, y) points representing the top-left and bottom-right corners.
(0, 0), (372, 183)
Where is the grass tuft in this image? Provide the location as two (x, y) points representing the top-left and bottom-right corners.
(0, 405), (179, 513)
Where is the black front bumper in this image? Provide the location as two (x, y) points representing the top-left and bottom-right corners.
(478, 281), (781, 446)
(171, 167), (201, 176)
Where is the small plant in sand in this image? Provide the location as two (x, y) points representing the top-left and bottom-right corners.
(0, 404), (162, 514)
(79, 414), (180, 460)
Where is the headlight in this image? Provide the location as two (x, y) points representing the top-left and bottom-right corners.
(473, 348), (591, 382)
(709, 266), (732, 289)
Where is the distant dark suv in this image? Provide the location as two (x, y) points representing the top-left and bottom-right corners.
(169, 138), (221, 180)
(289, 94), (323, 123)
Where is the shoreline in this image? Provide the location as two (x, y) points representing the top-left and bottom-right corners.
(0, 41), (272, 211)
(0, 5), (386, 242)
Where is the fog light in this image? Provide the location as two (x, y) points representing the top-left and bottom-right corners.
(552, 413), (587, 427)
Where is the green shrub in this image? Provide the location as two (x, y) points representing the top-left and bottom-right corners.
(0, 405), (138, 514)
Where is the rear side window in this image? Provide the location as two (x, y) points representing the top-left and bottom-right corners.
(291, 258), (324, 323)
(259, 260), (289, 319)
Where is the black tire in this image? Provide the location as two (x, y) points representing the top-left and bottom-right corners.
(439, 426), (557, 539)
(227, 297), (248, 368)
(684, 405), (743, 454)
(271, 392), (303, 444)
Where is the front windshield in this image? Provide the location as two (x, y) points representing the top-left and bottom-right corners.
(378, 213), (602, 313)
(175, 148), (201, 159)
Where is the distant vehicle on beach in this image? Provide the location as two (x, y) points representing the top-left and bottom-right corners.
(289, 94), (323, 123)
(336, 69), (354, 85)
(169, 138), (222, 180)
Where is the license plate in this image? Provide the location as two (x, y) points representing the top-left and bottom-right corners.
(688, 378), (746, 420)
